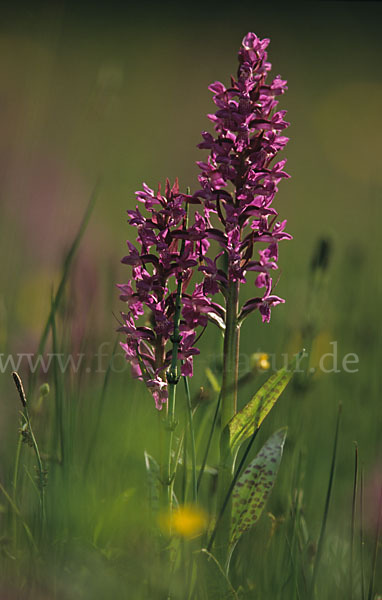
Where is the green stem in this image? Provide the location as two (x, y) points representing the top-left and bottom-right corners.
(0, 481), (38, 553)
(164, 269), (183, 509)
(24, 405), (46, 535)
(215, 280), (240, 562)
(183, 374), (197, 503)
(221, 281), (240, 428)
(349, 443), (358, 600)
(197, 392), (221, 492)
(51, 307), (65, 469)
(165, 387), (176, 508)
(12, 435), (23, 551)
(309, 403), (341, 599)
(368, 483), (382, 600)
(83, 336), (119, 477)
(12, 372), (46, 540)
(360, 467), (366, 600)
(163, 204), (189, 512)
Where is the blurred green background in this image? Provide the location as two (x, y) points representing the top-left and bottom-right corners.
(0, 1), (382, 598)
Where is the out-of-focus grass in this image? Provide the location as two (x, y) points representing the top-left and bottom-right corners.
(1, 2), (382, 598)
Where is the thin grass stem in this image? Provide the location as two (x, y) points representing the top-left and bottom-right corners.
(309, 403), (341, 599)
(197, 392), (221, 492)
(83, 336), (119, 476)
(367, 482), (382, 600)
(0, 481), (38, 553)
(360, 465), (366, 600)
(350, 442), (358, 600)
(183, 373), (197, 503)
(11, 434), (23, 552)
(51, 306), (65, 469)
(12, 372), (46, 538)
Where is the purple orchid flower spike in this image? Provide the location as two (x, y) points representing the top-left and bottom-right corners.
(117, 32), (293, 564)
(118, 178), (217, 410)
(119, 32), (291, 412)
(195, 31), (291, 323)
(193, 33), (293, 561)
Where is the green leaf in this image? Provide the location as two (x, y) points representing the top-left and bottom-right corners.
(229, 428), (287, 552)
(144, 451), (161, 513)
(228, 352), (302, 454)
(205, 367), (221, 393)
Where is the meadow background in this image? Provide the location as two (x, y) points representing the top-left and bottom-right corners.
(0, 1), (381, 598)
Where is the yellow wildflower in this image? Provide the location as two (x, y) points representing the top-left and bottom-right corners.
(159, 504), (208, 538)
(251, 352), (270, 371)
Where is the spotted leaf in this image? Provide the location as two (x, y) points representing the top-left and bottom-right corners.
(230, 428), (287, 551)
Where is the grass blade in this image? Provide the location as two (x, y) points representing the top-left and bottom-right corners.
(183, 374), (197, 503)
(28, 183), (98, 394)
(83, 336), (119, 476)
(350, 442), (358, 600)
(309, 403), (342, 599)
(12, 372), (46, 538)
(197, 392), (221, 492)
(367, 482), (382, 600)
(0, 481), (38, 553)
(197, 548), (239, 600)
(360, 466), (366, 600)
(51, 303), (65, 468)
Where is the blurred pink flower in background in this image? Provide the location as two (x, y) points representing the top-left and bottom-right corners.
(2, 152), (88, 264)
(0, 143), (111, 354)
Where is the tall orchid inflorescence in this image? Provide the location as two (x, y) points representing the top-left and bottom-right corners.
(196, 32), (291, 324)
(118, 32), (290, 411)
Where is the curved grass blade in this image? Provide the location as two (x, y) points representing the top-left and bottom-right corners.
(0, 481), (38, 552)
(228, 352), (303, 455)
(367, 483), (382, 600)
(197, 548), (239, 600)
(229, 428), (287, 556)
(28, 183), (98, 394)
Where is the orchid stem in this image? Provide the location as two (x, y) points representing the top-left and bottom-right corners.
(164, 205), (188, 511)
(165, 276), (182, 509)
(215, 280), (240, 562)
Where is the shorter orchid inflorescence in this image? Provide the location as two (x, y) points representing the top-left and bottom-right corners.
(117, 179), (222, 409)
(118, 32), (291, 411)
